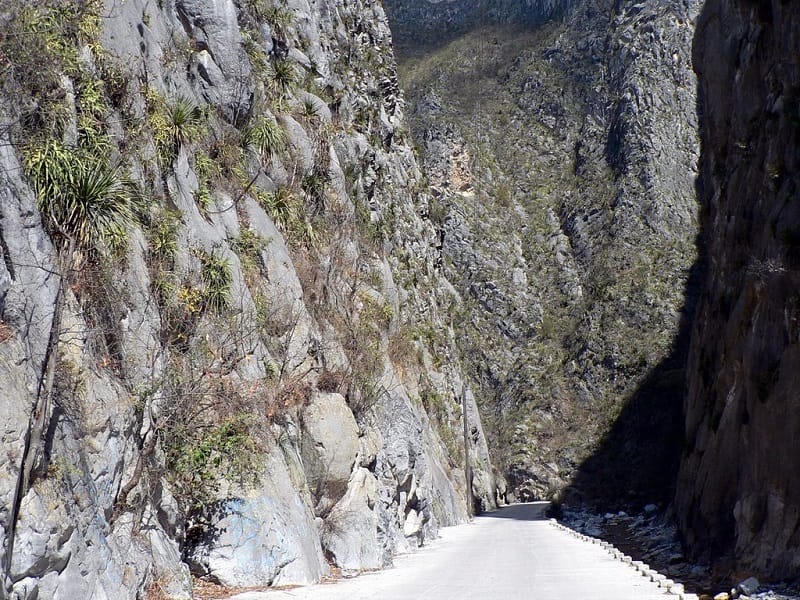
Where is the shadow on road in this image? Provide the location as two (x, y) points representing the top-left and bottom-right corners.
(480, 501), (550, 521)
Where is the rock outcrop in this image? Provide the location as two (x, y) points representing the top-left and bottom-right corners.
(391, 0), (701, 503)
(0, 0), (496, 597)
(675, 0), (800, 579)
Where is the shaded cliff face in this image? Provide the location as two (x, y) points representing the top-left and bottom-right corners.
(382, 0), (574, 54)
(391, 0), (701, 504)
(0, 0), (495, 597)
(676, 0), (800, 579)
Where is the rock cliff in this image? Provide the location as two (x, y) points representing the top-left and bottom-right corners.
(676, 0), (800, 580)
(390, 0), (701, 504)
(0, 0), (495, 597)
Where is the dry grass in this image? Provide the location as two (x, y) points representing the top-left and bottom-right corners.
(192, 578), (266, 599)
(192, 577), (306, 599)
(0, 321), (14, 343)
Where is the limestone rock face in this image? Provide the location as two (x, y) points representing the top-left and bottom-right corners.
(675, 0), (800, 579)
(321, 467), (381, 572)
(184, 439), (327, 587)
(0, 0), (496, 596)
(176, 0), (254, 119)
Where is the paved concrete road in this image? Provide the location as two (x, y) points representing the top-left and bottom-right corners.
(230, 502), (672, 600)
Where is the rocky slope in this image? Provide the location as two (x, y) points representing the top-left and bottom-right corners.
(675, 0), (800, 581)
(382, 0), (574, 53)
(388, 0), (701, 503)
(0, 0), (496, 597)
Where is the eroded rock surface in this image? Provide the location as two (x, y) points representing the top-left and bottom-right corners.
(676, 0), (800, 579)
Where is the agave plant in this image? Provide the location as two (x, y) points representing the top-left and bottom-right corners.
(149, 95), (204, 164)
(24, 138), (143, 251)
(261, 186), (297, 231)
(300, 98), (319, 120)
(167, 99), (204, 148)
(148, 210), (181, 262)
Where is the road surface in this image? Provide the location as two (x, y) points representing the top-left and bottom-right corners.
(230, 502), (678, 600)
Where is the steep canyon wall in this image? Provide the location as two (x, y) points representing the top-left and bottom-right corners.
(676, 0), (800, 579)
(0, 0), (495, 597)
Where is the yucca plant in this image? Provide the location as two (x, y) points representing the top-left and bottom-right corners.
(167, 99), (204, 148)
(199, 251), (232, 314)
(230, 228), (267, 257)
(194, 150), (219, 183)
(147, 209), (182, 262)
(245, 115), (286, 160)
(24, 138), (142, 251)
(150, 95), (204, 164)
(261, 187), (297, 231)
(302, 170), (328, 206)
(300, 98), (319, 120)
(270, 59), (299, 96)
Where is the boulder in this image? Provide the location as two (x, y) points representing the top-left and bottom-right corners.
(301, 392), (360, 514)
(185, 442), (328, 587)
(736, 578), (759, 596)
(321, 468), (381, 572)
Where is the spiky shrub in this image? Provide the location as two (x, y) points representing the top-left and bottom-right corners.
(231, 229), (267, 286)
(147, 209), (182, 262)
(260, 187), (298, 231)
(199, 251), (232, 314)
(194, 151), (219, 183)
(193, 186), (213, 218)
(230, 229), (267, 258)
(149, 95), (205, 164)
(0, 1), (103, 105)
(264, 5), (294, 36)
(207, 129), (248, 185)
(270, 59), (300, 96)
(24, 138), (142, 252)
(302, 169), (329, 207)
(245, 115), (286, 160)
(167, 99), (204, 146)
(245, 1), (294, 37)
(300, 98), (320, 120)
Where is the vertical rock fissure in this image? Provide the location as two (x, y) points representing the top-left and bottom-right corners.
(4, 242), (68, 594)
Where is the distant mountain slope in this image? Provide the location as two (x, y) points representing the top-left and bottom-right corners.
(389, 0), (702, 505)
